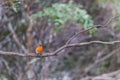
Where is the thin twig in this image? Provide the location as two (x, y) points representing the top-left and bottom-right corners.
(0, 40), (120, 57)
(66, 15), (119, 44)
(66, 25), (101, 44)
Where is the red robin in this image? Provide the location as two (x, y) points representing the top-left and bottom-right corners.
(35, 40), (43, 54)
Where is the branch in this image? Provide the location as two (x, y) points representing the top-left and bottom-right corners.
(84, 46), (120, 73)
(66, 25), (101, 44)
(81, 69), (120, 80)
(66, 15), (119, 44)
(4, 15), (28, 53)
(21, 0), (34, 51)
(0, 40), (120, 57)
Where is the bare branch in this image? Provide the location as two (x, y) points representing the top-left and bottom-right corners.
(66, 25), (101, 44)
(81, 69), (120, 80)
(66, 15), (119, 44)
(0, 40), (120, 57)
(4, 15), (28, 53)
(21, 0), (34, 52)
(84, 47), (120, 73)
(8, 23), (28, 53)
(53, 40), (120, 55)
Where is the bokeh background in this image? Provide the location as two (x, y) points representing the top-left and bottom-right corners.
(0, 0), (120, 80)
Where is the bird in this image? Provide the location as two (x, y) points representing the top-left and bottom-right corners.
(35, 40), (43, 55)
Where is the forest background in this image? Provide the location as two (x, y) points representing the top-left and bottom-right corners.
(0, 0), (120, 80)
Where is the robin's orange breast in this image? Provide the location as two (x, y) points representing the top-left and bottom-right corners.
(36, 46), (43, 53)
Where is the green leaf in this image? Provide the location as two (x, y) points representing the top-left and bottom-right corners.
(30, 1), (97, 35)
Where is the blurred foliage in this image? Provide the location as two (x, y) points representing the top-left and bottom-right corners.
(31, 1), (97, 36)
(3, 0), (23, 12)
